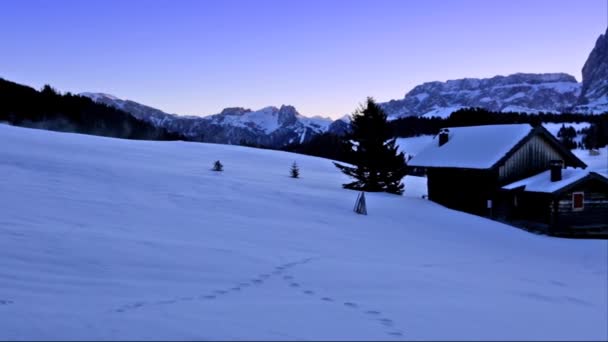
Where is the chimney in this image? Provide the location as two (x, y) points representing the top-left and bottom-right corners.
(438, 128), (450, 146)
(550, 160), (563, 182)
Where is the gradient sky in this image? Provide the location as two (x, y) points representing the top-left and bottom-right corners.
(0, 0), (606, 118)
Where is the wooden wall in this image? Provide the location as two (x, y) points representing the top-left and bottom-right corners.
(427, 168), (497, 216)
(498, 135), (563, 184)
(555, 179), (608, 230)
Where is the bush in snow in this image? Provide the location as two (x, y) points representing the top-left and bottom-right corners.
(290, 161), (300, 178)
(212, 160), (223, 172)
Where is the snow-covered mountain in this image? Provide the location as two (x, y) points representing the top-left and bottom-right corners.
(380, 73), (582, 119)
(380, 28), (608, 119)
(574, 27), (608, 114)
(80, 93), (333, 147)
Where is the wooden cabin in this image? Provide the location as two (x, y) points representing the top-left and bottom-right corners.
(503, 167), (608, 236)
(408, 124), (587, 217)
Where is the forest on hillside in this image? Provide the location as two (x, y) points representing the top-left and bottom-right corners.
(283, 108), (608, 163)
(0, 78), (185, 141)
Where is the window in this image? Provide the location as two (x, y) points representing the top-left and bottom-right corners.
(572, 192), (584, 211)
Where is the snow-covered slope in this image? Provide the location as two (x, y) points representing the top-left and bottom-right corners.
(380, 73), (583, 119)
(80, 93), (333, 147)
(1, 124), (606, 340)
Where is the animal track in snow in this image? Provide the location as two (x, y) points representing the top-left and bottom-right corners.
(344, 302), (358, 308)
(278, 266), (406, 339)
(0, 300), (13, 305)
(113, 257), (315, 314)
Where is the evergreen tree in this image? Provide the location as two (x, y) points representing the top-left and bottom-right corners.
(212, 160), (224, 172)
(557, 124), (577, 150)
(290, 161), (300, 178)
(334, 97), (407, 195)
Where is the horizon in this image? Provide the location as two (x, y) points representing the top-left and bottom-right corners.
(0, 0), (606, 119)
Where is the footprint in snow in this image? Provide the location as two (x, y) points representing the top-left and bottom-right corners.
(0, 300), (13, 305)
(252, 279), (263, 284)
(388, 331), (403, 337)
(283, 275), (293, 280)
(321, 297), (333, 302)
(214, 290), (227, 295)
(365, 310), (381, 315)
(289, 283), (300, 288)
(180, 296), (194, 301)
(303, 290), (314, 295)
(343, 302), (358, 308)
(156, 299), (177, 305)
(379, 318), (393, 326)
(231, 287), (241, 291)
(203, 295), (216, 299)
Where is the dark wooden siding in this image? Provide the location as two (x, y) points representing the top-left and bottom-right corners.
(427, 168), (498, 216)
(498, 135), (563, 184)
(555, 180), (608, 230)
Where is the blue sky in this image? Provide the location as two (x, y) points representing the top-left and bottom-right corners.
(0, 0), (605, 118)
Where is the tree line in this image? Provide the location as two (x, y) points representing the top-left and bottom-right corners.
(0, 78), (185, 141)
(284, 107), (608, 164)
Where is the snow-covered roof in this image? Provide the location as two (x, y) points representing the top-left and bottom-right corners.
(408, 124), (534, 169)
(502, 168), (608, 193)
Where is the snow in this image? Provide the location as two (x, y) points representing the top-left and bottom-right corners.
(396, 135), (434, 160)
(0, 124), (607, 340)
(80, 92), (122, 102)
(502, 168), (604, 193)
(211, 106), (281, 133)
(408, 124), (534, 169)
(574, 147), (608, 170)
(501, 105), (559, 114)
(421, 106), (464, 118)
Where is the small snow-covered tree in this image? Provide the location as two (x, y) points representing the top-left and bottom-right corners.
(290, 161), (300, 178)
(212, 160), (224, 172)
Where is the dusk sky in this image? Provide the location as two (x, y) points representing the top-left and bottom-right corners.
(1, 0), (606, 118)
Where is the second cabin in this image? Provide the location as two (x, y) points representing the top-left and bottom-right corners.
(408, 124), (587, 217)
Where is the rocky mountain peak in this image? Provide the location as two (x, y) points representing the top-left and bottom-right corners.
(576, 27), (608, 113)
(277, 105), (299, 126)
(219, 107), (252, 116)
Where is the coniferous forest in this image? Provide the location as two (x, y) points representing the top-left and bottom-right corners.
(0, 78), (185, 141)
(284, 107), (608, 163)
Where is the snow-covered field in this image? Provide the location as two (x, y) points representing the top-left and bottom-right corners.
(1, 124), (607, 340)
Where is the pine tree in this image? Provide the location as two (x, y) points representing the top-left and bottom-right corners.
(334, 97), (407, 195)
(212, 160), (223, 172)
(290, 161), (300, 178)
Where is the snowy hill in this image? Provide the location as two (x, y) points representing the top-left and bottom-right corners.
(0, 124), (606, 340)
(80, 93), (332, 147)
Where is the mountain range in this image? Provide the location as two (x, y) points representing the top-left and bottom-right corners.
(82, 27), (607, 147)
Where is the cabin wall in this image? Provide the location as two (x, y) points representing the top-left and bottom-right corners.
(498, 135), (563, 184)
(427, 168), (498, 216)
(554, 180), (608, 231)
